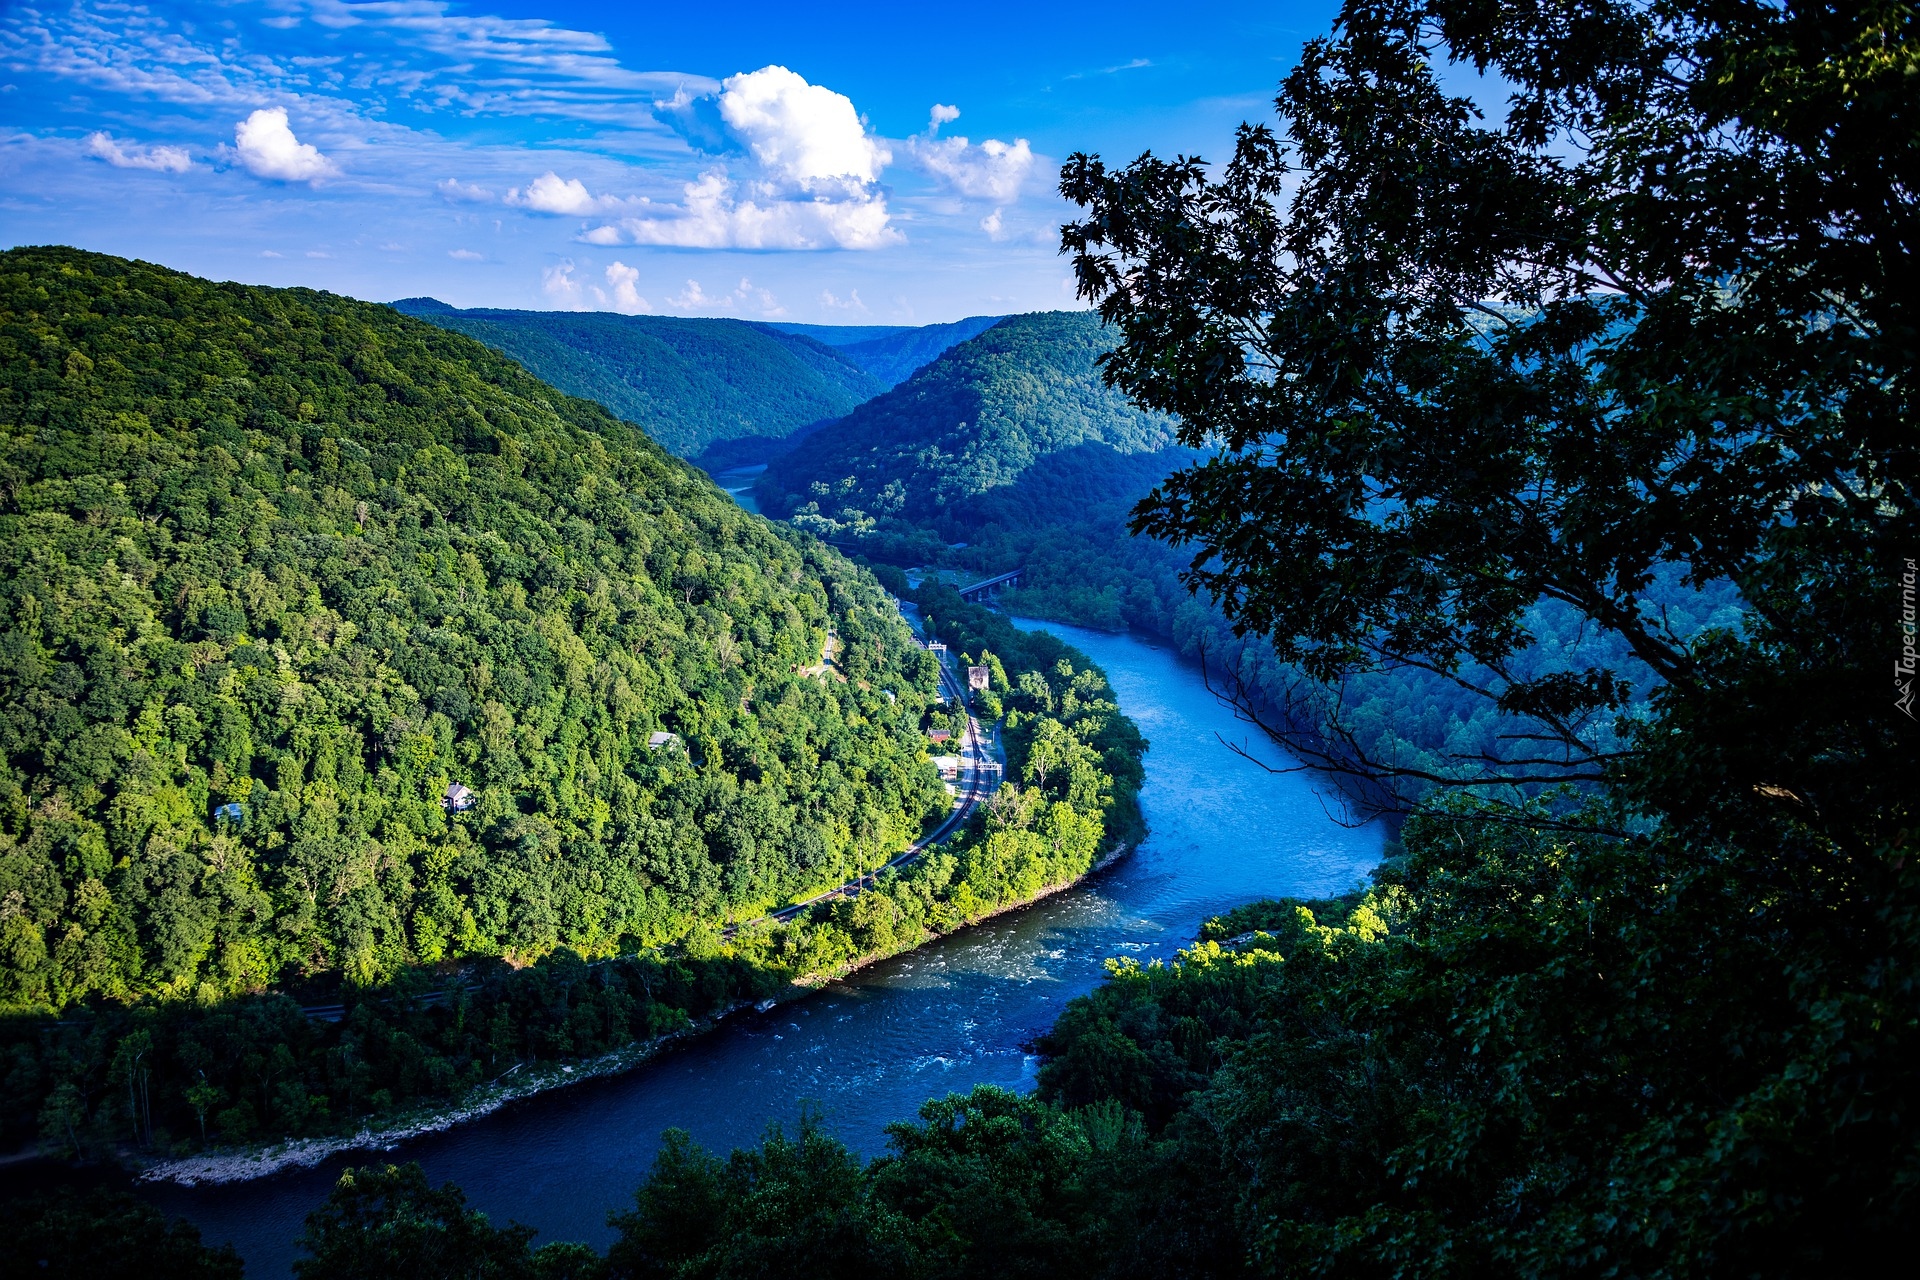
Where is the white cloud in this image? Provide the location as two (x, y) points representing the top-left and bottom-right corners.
(543, 259), (584, 304)
(449, 248), (484, 261)
(910, 132), (1034, 203)
(668, 279), (715, 309)
(507, 171), (627, 215)
(438, 178), (494, 202)
(233, 107), (336, 182)
(83, 131), (190, 172)
(664, 276), (785, 317)
(928, 104), (961, 133)
(981, 209), (1006, 239)
(586, 170), (899, 251)
(820, 288), (868, 313)
(716, 65), (890, 190)
(6, 0), (710, 126)
(604, 261), (649, 313)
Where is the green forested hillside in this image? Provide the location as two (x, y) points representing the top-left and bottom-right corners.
(828, 315), (1006, 386)
(388, 303), (882, 466)
(759, 315), (1008, 385)
(0, 246), (948, 1014)
(757, 311), (1179, 554)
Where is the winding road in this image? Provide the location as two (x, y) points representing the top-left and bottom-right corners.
(722, 631), (1002, 937)
(299, 625), (1000, 1018)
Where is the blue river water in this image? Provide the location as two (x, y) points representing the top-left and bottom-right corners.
(143, 617), (1382, 1275)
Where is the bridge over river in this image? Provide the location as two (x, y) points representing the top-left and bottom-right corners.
(956, 567), (1023, 601)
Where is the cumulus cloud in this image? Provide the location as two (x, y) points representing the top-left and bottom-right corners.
(585, 170), (899, 251)
(716, 65), (890, 189)
(438, 178), (494, 202)
(604, 261), (649, 313)
(820, 288), (868, 313)
(448, 248), (483, 261)
(233, 108), (336, 182)
(83, 131), (191, 172)
(665, 276), (785, 317)
(928, 104), (961, 133)
(507, 171), (630, 215)
(910, 131), (1034, 203)
(642, 66), (898, 250)
(543, 259), (585, 304)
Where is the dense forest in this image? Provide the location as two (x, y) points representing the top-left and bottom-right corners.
(388, 302), (881, 467)
(757, 309), (1731, 808)
(723, 576), (1145, 981)
(0, 247), (1147, 1164)
(824, 316), (1006, 387)
(136, 0), (1902, 1274)
(756, 311), (1181, 563)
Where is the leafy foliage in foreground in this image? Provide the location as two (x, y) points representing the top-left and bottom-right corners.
(0, 1185), (242, 1280)
(390, 303), (882, 465)
(315, 795), (1908, 1277)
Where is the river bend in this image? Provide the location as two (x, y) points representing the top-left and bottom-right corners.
(145, 618), (1383, 1275)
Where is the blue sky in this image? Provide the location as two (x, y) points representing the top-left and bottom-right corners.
(1, 1), (1338, 322)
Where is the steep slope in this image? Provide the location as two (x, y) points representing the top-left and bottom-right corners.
(757, 311), (1186, 557)
(764, 315), (1007, 387)
(388, 303), (883, 466)
(0, 247), (947, 1011)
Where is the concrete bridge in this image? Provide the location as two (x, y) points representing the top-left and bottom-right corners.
(957, 567), (1023, 601)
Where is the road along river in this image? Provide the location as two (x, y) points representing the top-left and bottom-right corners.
(143, 617), (1384, 1275)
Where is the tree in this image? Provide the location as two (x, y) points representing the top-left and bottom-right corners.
(294, 1162), (596, 1280)
(1063, 0), (1916, 845)
(0, 1187), (242, 1280)
(1049, 0), (1920, 1267)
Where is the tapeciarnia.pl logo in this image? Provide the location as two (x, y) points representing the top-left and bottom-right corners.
(1899, 557), (1918, 720)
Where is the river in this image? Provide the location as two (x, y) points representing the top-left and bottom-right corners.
(142, 617), (1383, 1275)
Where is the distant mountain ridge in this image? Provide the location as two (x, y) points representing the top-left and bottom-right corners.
(391, 302), (1005, 469)
(757, 310), (1188, 560)
(762, 315), (1006, 386)
(389, 302), (878, 467)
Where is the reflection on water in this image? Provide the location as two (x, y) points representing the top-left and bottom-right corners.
(145, 617), (1381, 1275)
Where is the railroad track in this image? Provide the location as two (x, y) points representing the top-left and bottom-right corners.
(298, 632), (997, 1018)
(720, 641), (999, 939)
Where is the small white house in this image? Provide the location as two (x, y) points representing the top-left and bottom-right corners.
(931, 754), (962, 780)
(443, 783), (476, 812)
(648, 731), (681, 750)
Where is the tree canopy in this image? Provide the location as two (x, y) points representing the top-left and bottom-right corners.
(1064, 0), (1915, 842)
(0, 246), (946, 1015)
(758, 312), (1182, 558)
(390, 303), (883, 467)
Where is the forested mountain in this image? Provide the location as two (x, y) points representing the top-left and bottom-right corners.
(387, 302), (881, 467)
(820, 315), (1006, 386)
(759, 314), (1003, 381)
(0, 246), (948, 1014)
(757, 311), (1186, 560)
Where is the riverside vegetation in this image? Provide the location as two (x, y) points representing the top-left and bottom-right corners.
(757, 309), (1746, 810)
(0, 247), (1142, 1166)
(10, 0), (1917, 1271)
(39, 0), (1904, 1274)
